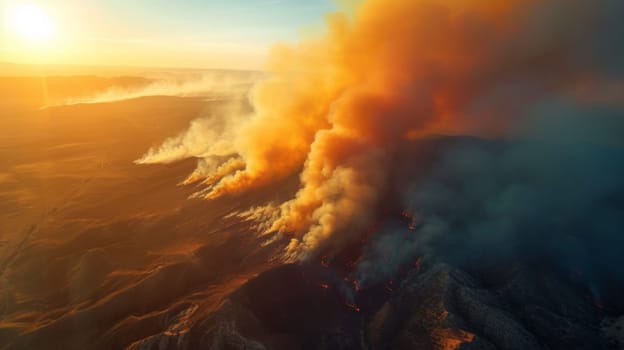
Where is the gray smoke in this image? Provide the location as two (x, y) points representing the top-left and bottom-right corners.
(355, 101), (624, 295)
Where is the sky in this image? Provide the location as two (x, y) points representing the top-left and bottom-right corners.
(0, 0), (336, 69)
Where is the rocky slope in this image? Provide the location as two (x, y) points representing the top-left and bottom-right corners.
(130, 261), (614, 350)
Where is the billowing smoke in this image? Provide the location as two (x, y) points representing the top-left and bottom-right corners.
(140, 0), (624, 261)
(136, 102), (246, 164)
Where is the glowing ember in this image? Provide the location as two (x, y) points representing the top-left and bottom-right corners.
(414, 256), (424, 271)
(401, 209), (418, 230)
(345, 303), (361, 313)
(433, 328), (476, 350)
(352, 279), (360, 292)
(320, 283), (329, 289)
(384, 280), (394, 293)
(343, 277), (360, 292)
(320, 255), (329, 268)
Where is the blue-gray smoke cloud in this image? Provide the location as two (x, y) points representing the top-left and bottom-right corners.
(355, 102), (624, 304)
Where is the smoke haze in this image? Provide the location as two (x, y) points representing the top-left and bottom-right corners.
(49, 71), (260, 106)
(355, 108), (624, 293)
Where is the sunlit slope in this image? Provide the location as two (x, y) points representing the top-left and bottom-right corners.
(0, 81), (292, 349)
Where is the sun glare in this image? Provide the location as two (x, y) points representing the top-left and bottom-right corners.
(7, 3), (57, 43)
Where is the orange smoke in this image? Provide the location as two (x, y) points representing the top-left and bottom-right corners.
(141, 0), (615, 259)
(210, 1), (516, 256)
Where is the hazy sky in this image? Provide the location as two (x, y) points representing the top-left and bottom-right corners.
(0, 0), (336, 69)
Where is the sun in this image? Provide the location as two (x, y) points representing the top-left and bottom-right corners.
(6, 3), (57, 43)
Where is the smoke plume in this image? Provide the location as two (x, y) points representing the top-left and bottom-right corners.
(140, 0), (624, 260)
